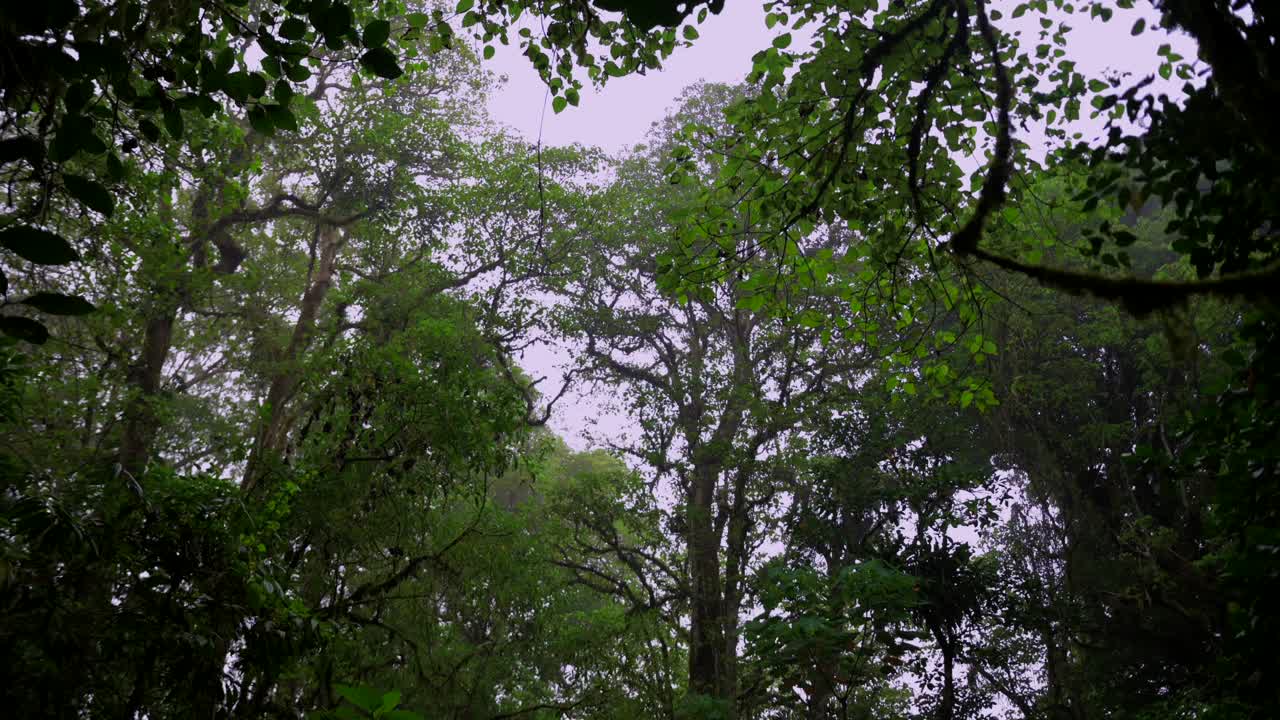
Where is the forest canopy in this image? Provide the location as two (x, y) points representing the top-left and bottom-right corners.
(1, 1), (1277, 719)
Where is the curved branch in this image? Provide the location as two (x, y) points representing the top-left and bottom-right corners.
(949, 0), (1013, 256)
(969, 246), (1280, 313)
(908, 2), (970, 214)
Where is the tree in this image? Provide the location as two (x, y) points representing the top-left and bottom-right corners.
(0, 24), (622, 718)
(549, 83), (899, 718)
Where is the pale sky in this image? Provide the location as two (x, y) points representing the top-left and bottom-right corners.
(483, 2), (776, 153)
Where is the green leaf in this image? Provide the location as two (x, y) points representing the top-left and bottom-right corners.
(379, 690), (402, 711)
(0, 316), (49, 345)
(106, 153), (126, 181)
(359, 47), (403, 79)
(335, 684), (382, 712)
(163, 105), (184, 140)
(363, 19), (391, 48)
(19, 292), (96, 316)
(1113, 229), (1137, 246)
(683, 25), (699, 40)
(63, 174), (115, 217)
(552, 95), (567, 114)
(225, 71), (253, 103)
(247, 106), (275, 135)
(0, 136), (44, 167)
(274, 79), (295, 104)
(1130, 18), (1145, 35)
(772, 33), (792, 49)
(264, 104), (298, 132)
(248, 72), (269, 98)
(195, 96), (221, 117)
(0, 226), (79, 265)
(52, 115), (103, 160)
(483, 45), (495, 60)
(456, 0), (475, 12)
(279, 17), (307, 40)
(285, 62), (312, 82)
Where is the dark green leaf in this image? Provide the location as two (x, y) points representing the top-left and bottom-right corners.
(196, 95), (221, 117)
(163, 106), (184, 140)
(285, 62), (312, 82)
(359, 47), (403, 79)
(0, 136), (44, 167)
(273, 79), (295, 104)
(19, 293), (96, 316)
(139, 119), (162, 143)
(63, 174), (115, 217)
(225, 72), (253, 103)
(0, 226), (79, 265)
(279, 17), (307, 40)
(65, 81), (94, 114)
(335, 685), (382, 712)
(248, 72), (269, 98)
(106, 153), (125, 181)
(214, 46), (235, 73)
(0, 316), (49, 345)
(363, 19), (391, 48)
(552, 95), (568, 114)
(264, 104), (298, 132)
(247, 106), (275, 135)
(52, 115), (100, 161)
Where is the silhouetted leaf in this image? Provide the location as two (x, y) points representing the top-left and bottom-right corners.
(163, 106), (184, 139)
(19, 293), (96, 316)
(363, 19), (391, 48)
(63, 174), (115, 217)
(0, 226), (79, 265)
(139, 119), (162, 142)
(360, 47), (402, 79)
(0, 316), (50, 344)
(248, 106), (275, 135)
(0, 136), (44, 167)
(264, 104), (297, 132)
(279, 17), (307, 40)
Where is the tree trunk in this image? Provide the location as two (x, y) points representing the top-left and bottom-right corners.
(687, 462), (728, 703)
(243, 223), (344, 495)
(117, 311), (177, 477)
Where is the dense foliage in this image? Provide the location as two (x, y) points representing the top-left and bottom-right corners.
(1, 1), (1276, 719)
